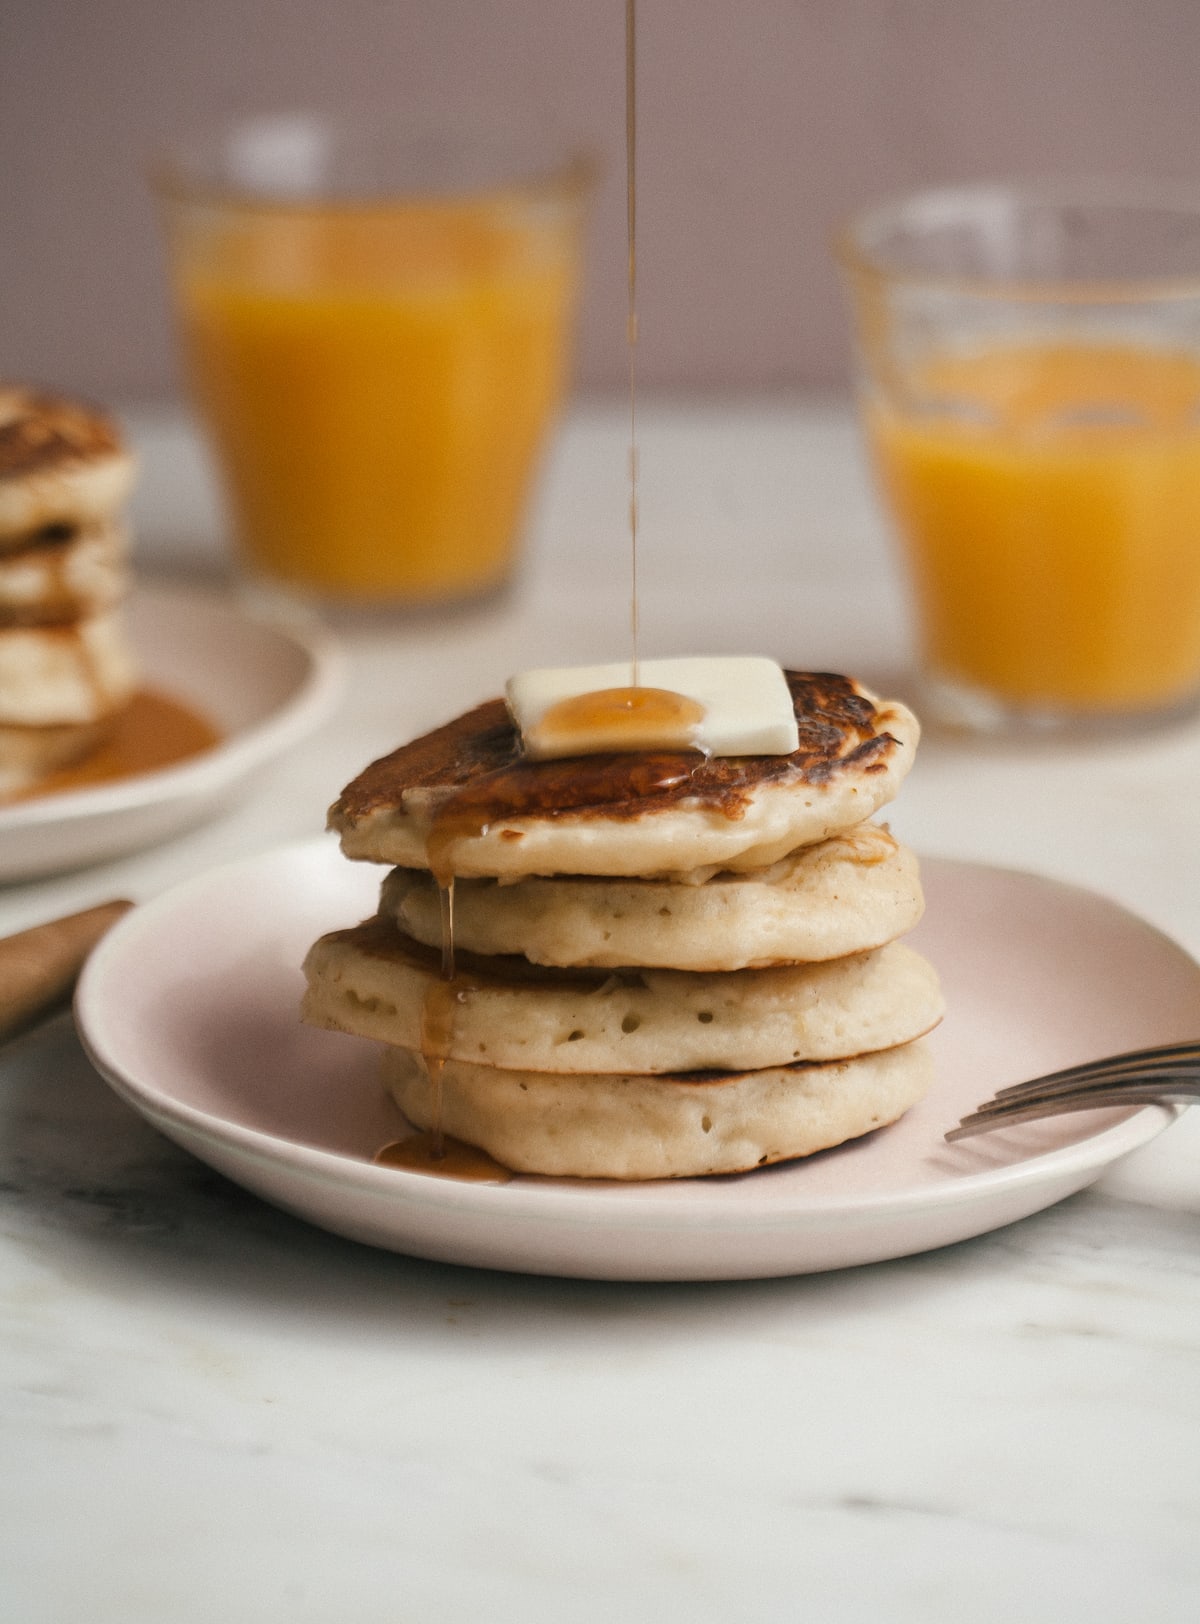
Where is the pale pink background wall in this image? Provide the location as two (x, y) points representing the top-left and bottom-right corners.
(3, 0), (1199, 401)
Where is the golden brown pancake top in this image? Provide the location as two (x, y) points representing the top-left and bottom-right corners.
(0, 390), (123, 483)
(330, 671), (902, 831)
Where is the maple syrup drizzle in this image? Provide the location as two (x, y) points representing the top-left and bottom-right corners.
(390, 2), (660, 1181)
(530, 685), (705, 756)
(410, 743), (702, 1174)
(436, 873), (456, 979)
(419, 974), (459, 1159)
(626, 0), (640, 685)
(510, 6), (709, 769)
(419, 798), (521, 1164)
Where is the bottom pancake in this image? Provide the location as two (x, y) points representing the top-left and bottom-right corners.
(0, 715), (114, 800)
(380, 1039), (934, 1180)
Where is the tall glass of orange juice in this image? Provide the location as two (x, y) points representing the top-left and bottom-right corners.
(155, 115), (591, 609)
(837, 184), (1200, 733)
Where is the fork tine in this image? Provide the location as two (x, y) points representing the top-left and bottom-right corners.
(993, 1059), (1200, 1103)
(989, 1077), (1200, 1115)
(943, 1037), (1200, 1142)
(991, 1040), (1200, 1099)
(945, 1080), (1200, 1141)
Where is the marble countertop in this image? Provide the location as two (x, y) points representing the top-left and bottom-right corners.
(4, 398), (1200, 1622)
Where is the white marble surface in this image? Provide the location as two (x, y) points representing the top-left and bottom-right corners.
(3, 398), (1200, 1622)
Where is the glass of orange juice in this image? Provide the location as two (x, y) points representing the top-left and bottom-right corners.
(154, 114), (591, 611)
(837, 183), (1200, 733)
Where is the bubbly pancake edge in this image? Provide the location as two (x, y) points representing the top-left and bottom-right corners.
(301, 915), (944, 1074)
(381, 822), (925, 969)
(379, 1038), (936, 1179)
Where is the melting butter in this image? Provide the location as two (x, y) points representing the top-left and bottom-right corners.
(507, 656), (799, 760)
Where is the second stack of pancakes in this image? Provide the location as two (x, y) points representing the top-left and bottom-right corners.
(0, 388), (138, 798)
(303, 670), (943, 1179)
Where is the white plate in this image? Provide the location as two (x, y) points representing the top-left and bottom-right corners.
(75, 840), (1199, 1280)
(0, 584), (342, 881)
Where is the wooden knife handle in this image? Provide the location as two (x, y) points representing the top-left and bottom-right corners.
(0, 899), (133, 1042)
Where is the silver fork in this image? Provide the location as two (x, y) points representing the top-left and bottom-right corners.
(944, 1039), (1200, 1141)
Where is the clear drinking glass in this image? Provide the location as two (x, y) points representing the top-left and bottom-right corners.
(154, 114), (592, 611)
(837, 182), (1200, 733)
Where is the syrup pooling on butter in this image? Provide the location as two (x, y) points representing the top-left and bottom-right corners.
(508, 658), (801, 760)
(527, 685), (707, 758)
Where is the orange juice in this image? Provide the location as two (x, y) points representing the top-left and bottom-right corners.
(171, 202), (582, 603)
(869, 343), (1200, 711)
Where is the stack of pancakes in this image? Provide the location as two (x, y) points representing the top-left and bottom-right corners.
(0, 388), (139, 799)
(303, 671), (943, 1179)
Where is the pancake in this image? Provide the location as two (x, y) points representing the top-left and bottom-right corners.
(0, 610), (138, 726)
(0, 389), (135, 539)
(379, 1038), (935, 1179)
(0, 718), (113, 800)
(381, 821), (924, 970)
(0, 520), (129, 626)
(301, 915), (944, 1074)
(330, 671), (920, 880)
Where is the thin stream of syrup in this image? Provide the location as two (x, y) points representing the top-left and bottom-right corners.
(521, 7), (705, 763)
(626, 0), (640, 686)
(418, 830), (463, 1161)
(418, 975), (456, 1158)
(437, 873), (455, 980)
(377, 1), (652, 1181)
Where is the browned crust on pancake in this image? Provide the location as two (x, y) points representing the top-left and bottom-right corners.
(331, 671), (904, 832)
(0, 391), (123, 482)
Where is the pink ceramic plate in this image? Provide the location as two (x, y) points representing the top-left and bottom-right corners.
(76, 839), (1199, 1280)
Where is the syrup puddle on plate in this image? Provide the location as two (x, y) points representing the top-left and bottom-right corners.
(12, 688), (220, 802)
(375, 1131), (513, 1184)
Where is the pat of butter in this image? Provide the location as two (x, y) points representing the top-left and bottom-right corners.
(507, 656), (799, 759)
